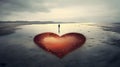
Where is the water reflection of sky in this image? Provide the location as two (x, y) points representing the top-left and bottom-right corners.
(0, 23), (120, 67)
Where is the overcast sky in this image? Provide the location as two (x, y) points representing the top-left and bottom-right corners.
(0, 0), (120, 22)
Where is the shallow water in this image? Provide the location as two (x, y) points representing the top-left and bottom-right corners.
(0, 23), (120, 67)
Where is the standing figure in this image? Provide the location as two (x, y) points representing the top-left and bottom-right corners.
(58, 24), (60, 33)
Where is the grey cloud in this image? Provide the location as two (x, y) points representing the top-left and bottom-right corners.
(0, 0), (49, 12)
(0, 0), (49, 19)
(0, 0), (120, 22)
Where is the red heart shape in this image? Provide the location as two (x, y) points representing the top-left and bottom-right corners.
(34, 32), (86, 58)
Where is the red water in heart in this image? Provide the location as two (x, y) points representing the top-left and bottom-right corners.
(34, 32), (86, 58)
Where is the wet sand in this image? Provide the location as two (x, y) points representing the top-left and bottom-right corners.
(0, 22), (120, 67)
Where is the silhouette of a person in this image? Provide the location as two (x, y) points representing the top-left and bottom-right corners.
(58, 24), (60, 33)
